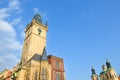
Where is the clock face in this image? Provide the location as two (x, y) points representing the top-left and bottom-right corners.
(38, 28), (42, 35)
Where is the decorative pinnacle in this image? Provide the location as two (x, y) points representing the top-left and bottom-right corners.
(106, 59), (112, 68)
(45, 20), (48, 26)
(91, 66), (94, 70)
(91, 66), (96, 74)
(102, 64), (107, 71)
(106, 59), (110, 63)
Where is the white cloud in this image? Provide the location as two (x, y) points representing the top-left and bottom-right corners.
(0, 8), (10, 19)
(0, 54), (19, 70)
(0, 20), (15, 34)
(0, 56), (5, 63)
(0, 20), (16, 41)
(0, 0), (22, 71)
(33, 8), (39, 14)
(0, 19), (22, 62)
(4, 54), (19, 62)
(10, 18), (21, 26)
(21, 29), (25, 38)
(9, 0), (20, 9)
(0, 0), (21, 20)
(33, 8), (47, 17)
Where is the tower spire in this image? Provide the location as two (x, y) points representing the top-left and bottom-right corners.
(106, 59), (112, 69)
(41, 47), (48, 61)
(102, 64), (107, 71)
(33, 13), (42, 23)
(45, 20), (48, 26)
(91, 66), (99, 80)
(91, 66), (96, 74)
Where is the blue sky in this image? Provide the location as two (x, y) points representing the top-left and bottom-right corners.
(0, 0), (120, 80)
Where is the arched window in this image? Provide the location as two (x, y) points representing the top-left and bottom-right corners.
(56, 73), (60, 80)
(56, 62), (59, 69)
(42, 68), (47, 80)
(106, 74), (109, 79)
(109, 73), (112, 78)
(114, 73), (117, 77)
(34, 71), (38, 80)
(26, 71), (30, 80)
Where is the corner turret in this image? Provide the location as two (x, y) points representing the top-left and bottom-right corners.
(106, 59), (112, 69)
(91, 67), (99, 80)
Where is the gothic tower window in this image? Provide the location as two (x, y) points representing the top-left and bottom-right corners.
(103, 77), (105, 80)
(110, 73), (112, 78)
(26, 43), (28, 52)
(34, 71), (38, 80)
(114, 73), (117, 77)
(106, 74), (109, 79)
(26, 70), (30, 80)
(42, 68), (47, 80)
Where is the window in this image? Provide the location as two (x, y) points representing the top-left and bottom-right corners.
(106, 74), (109, 79)
(34, 71), (38, 80)
(110, 74), (112, 78)
(56, 73), (60, 80)
(56, 62), (59, 69)
(26, 70), (30, 80)
(42, 68), (47, 80)
(114, 73), (117, 77)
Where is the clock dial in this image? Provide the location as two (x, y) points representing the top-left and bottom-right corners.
(38, 28), (42, 35)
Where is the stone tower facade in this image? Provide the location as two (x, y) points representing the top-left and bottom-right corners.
(21, 13), (48, 65)
(91, 60), (118, 80)
(17, 13), (51, 80)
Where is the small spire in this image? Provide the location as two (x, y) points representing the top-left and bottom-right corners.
(91, 66), (94, 70)
(45, 20), (48, 26)
(41, 47), (48, 61)
(91, 66), (96, 74)
(106, 59), (112, 68)
(106, 59), (110, 63)
(102, 64), (107, 71)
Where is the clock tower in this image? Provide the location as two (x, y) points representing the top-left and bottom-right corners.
(21, 13), (48, 65)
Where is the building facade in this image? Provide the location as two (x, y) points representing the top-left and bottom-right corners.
(91, 60), (118, 80)
(0, 13), (65, 80)
(48, 55), (65, 80)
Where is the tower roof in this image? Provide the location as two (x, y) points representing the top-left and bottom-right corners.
(106, 59), (112, 69)
(100, 65), (107, 75)
(102, 64), (107, 71)
(100, 71), (107, 75)
(91, 66), (96, 75)
(33, 13), (42, 23)
(41, 47), (48, 61)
